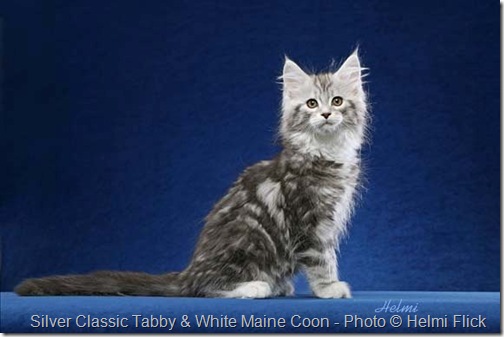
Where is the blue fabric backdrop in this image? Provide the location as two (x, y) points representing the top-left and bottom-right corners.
(1, 0), (499, 293)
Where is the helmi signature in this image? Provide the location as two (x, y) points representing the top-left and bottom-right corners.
(375, 299), (419, 313)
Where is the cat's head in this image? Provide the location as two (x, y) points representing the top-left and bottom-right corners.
(279, 51), (368, 160)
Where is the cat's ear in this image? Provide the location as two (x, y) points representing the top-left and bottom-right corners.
(281, 57), (310, 93)
(333, 50), (365, 96)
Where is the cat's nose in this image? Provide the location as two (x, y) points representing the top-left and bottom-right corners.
(321, 112), (331, 119)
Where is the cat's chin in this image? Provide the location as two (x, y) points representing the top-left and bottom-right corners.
(313, 123), (340, 136)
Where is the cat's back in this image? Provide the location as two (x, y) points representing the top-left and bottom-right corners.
(204, 157), (282, 222)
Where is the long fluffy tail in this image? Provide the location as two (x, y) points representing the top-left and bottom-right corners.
(14, 271), (181, 296)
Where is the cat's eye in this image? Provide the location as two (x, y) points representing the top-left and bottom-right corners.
(332, 96), (344, 106)
(306, 99), (318, 109)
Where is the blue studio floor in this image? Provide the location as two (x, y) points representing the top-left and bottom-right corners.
(1, 291), (499, 333)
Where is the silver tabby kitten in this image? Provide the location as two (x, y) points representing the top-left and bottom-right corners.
(16, 51), (368, 298)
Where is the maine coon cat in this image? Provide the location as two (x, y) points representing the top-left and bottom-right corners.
(16, 50), (368, 298)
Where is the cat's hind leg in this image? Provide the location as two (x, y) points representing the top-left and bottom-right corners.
(218, 281), (272, 299)
(189, 217), (282, 299)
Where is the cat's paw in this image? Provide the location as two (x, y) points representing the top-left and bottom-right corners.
(223, 281), (273, 299)
(313, 281), (351, 299)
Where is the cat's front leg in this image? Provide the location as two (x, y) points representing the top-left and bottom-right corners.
(298, 248), (351, 299)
